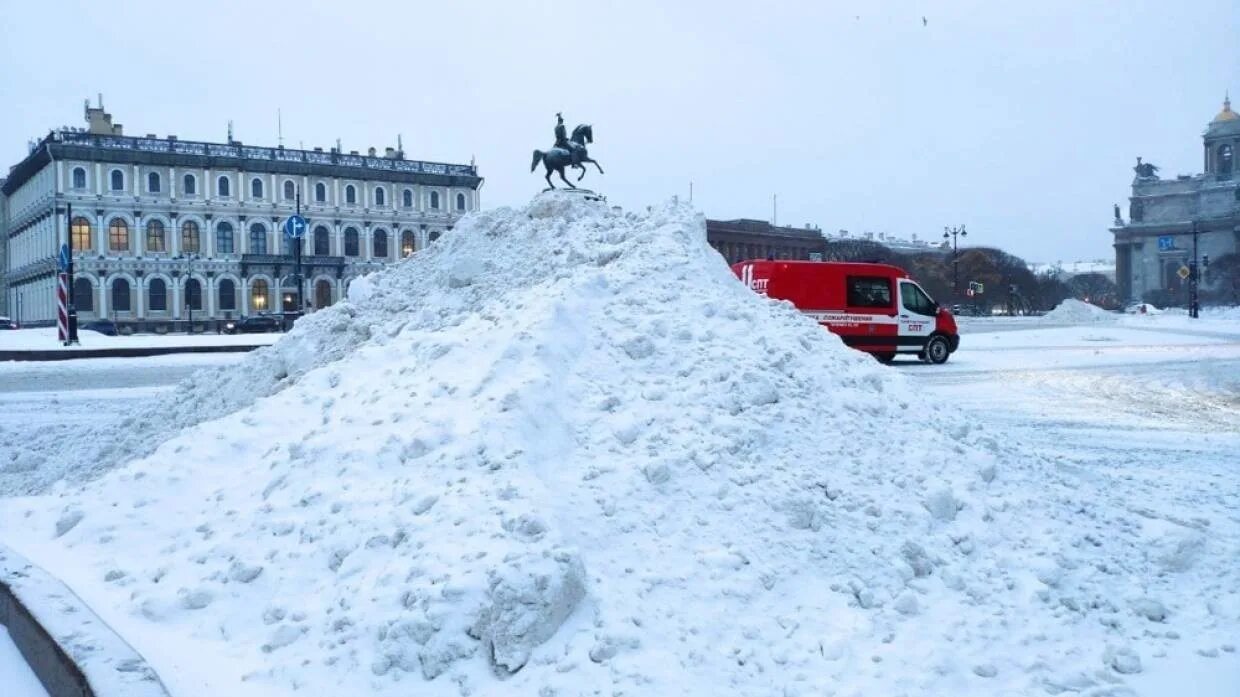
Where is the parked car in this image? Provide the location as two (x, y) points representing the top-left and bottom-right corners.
(732, 260), (959, 364)
(0, 316), (16, 330)
(80, 319), (119, 336)
(222, 315), (282, 334)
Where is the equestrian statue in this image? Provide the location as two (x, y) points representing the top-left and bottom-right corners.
(531, 113), (605, 190)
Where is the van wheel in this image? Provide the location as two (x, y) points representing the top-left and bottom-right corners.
(874, 352), (896, 364)
(924, 335), (951, 364)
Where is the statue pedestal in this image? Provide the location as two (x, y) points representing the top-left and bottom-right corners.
(542, 188), (606, 203)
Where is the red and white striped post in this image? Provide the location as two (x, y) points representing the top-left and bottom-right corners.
(57, 272), (69, 342)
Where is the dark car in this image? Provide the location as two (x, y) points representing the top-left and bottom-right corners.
(0, 316), (16, 330)
(222, 315), (282, 334)
(80, 320), (119, 336)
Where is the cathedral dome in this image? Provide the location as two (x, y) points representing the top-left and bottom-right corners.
(1213, 96), (1238, 123)
(1206, 95), (1240, 138)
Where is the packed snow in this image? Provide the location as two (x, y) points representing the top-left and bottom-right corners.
(1042, 298), (1116, 323)
(0, 326), (278, 352)
(0, 625), (48, 697)
(0, 194), (1237, 696)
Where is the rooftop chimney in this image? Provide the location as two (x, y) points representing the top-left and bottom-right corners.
(84, 95), (123, 136)
(367, 147), (377, 157)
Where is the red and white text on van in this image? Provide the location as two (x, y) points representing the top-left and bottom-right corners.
(732, 260), (960, 363)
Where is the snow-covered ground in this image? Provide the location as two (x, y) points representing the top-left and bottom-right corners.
(0, 326), (279, 352)
(0, 196), (1235, 696)
(0, 625), (49, 697)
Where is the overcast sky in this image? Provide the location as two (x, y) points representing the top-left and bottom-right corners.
(3, 0), (1237, 262)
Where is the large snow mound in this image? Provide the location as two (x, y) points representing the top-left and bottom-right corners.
(1044, 298), (1116, 323)
(2, 194), (1226, 696)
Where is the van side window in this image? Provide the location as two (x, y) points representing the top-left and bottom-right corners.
(846, 276), (892, 308)
(900, 281), (937, 316)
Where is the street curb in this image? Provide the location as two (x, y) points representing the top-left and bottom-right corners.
(0, 544), (171, 697)
(0, 344), (265, 362)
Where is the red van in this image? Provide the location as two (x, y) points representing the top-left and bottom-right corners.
(732, 260), (960, 363)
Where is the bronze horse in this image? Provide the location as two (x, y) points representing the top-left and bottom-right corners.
(531, 124), (605, 189)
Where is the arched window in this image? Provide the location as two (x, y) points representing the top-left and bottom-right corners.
(110, 169), (125, 191)
(72, 167), (86, 189)
(216, 222), (235, 254)
(345, 184), (357, 205)
(71, 217), (92, 252)
(73, 278), (94, 312)
(430, 191), (440, 209)
(313, 226), (330, 255)
(145, 220), (166, 252)
(401, 230), (415, 257)
(183, 174), (197, 196)
(251, 178), (264, 199)
(283, 180), (296, 200)
(315, 182), (326, 202)
(315, 279), (333, 308)
(373, 229), (388, 258)
(1219, 145), (1234, 175)
(249, 223), (268, 254)
(149, 278), (168, 312)
(108, 219), (129, 251)
(217, 176), (231, 197)
(344, 227), (359, 256)
(217, 278), (237, 311)
(375, 188), (386, 207)
(111, 278), (131, 312)
(429, 230), (441, 242)
(456, 193), (466, 211)
(250, 279), (269, 311)
(185, 278), (202, 310)
(148, 172), (161, 193)
(402, 189), (413, 208)
(181, 221), (201, 253)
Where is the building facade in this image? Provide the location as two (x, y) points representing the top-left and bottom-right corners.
(1111, 96), (1240, 303)
(707, 218), (828, 265)
(2, 102), (482, 330)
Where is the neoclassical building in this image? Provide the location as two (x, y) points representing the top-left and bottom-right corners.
(1111, 95), (1240, 303)
(1, 100), (482, 330)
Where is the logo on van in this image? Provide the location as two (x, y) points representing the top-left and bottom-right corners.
(740, 264), (769, 294)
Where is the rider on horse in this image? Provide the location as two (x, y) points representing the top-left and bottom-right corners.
(554, 113), (582, 166)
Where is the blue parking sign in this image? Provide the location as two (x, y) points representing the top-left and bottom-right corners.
(1157, 236), (1174, 252)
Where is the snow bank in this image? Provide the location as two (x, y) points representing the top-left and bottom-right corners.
(2, 193), (1228, 696)
(1043, 298), (1116, 323)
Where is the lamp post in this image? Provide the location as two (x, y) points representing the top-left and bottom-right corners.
(1189, 221), (1200, 319)
(943, 224), (967, 298)
(185, 253), (198, 332)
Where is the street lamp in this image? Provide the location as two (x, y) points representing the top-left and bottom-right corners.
(184, 253), (199, 332)
(1189, 220), (1200, 319)
(943, 224), (967, 298)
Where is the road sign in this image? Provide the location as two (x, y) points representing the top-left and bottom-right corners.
(57, 243), (70, 271)
(808, 252), (823, 262)
(1177, 265), (1191, 280)
(283, 215), (308, 239)
(1158, 236), (1175, 252)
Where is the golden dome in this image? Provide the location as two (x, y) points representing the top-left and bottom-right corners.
(1213, 95), (1238, 122)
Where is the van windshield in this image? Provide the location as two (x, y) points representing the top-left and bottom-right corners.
(900, 281), (937, 316)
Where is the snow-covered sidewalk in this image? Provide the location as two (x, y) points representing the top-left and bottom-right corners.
(0, 326), (279, 352)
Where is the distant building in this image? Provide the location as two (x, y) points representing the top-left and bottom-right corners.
(2, 98), (483, 330)
(707, 218), (827, 265)
(1111, 95), (1240, 302)
(1029, 260), (1116, 282)
(0, 178), (7, 316)
(825, 229), (949, 256)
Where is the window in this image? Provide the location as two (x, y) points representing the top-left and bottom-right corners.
(284, 180), (296, 201)
(344, 227), (359, 256)
(183, 174), (197, 196)
(429, 230), (441, 242)
(900, 281), (937, 317)
(148, 172), (161, 193)
(373, 229), (388, 258)
(218, 176), (231, 197)
(315, 280), (333, 309)
(71, 217), (92, 251)
(251, 279), (269, 311)
(456, 193), (466, 211)
(251, 178), (264, 199)
(111, 278), (131, 311)
(313, 226), (330, 255)
(149, 278), (168, 312)
(72, 167), (86, 189)
(1220, 145), (1234, 175)
(181, 221), (201, 253)
(146, 220), (167, 252)
(846, 276), (893, 308)
(402, 189), (413, 208)
(216, 222), (235, 254)
(401, 230), (415, 257)
(218, 279), (236, 311)
(429, 191), (440, 209)
(109, 219), (129, 251)
(345, 185), (357, 205)
(185, 278), (202, 311)
(375, 188), (386, 207)
(249, 223), (268, 254)
(73, 278), (93, 311)
(110, 169), (125, 191)
(315, 182), (326, 202)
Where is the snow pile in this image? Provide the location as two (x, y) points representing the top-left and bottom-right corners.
(1043, 298), (1116, 323)
(2, 194), (1232, 696)
(1125, 302), (1163, 315)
